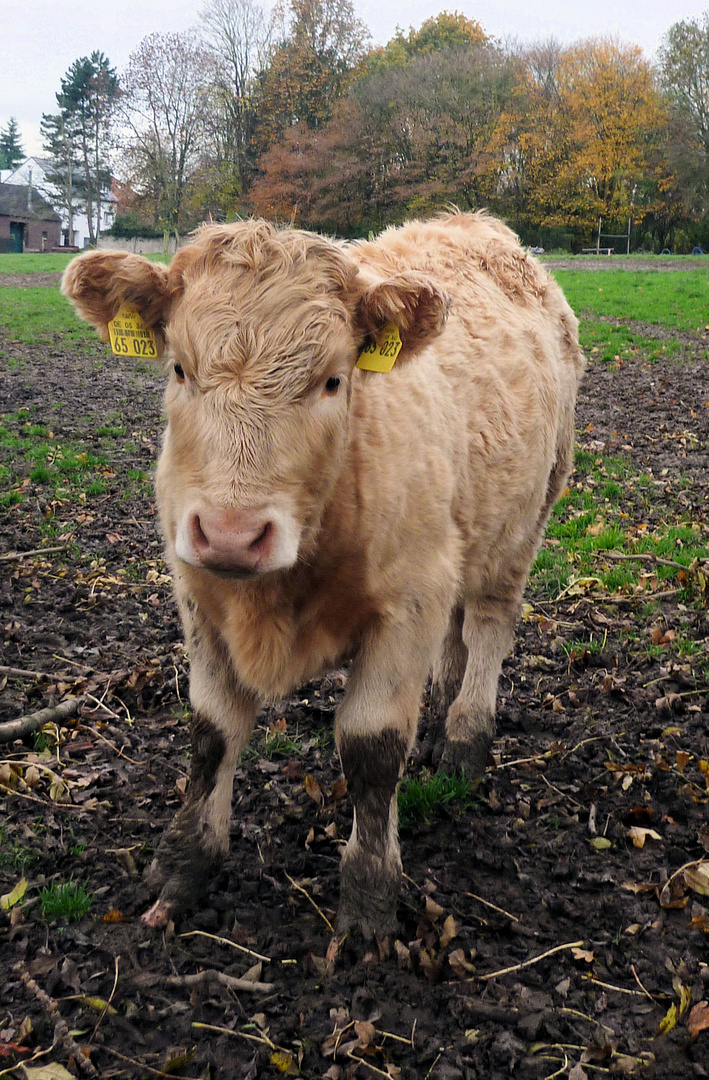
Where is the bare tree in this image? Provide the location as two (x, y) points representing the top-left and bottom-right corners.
(198, 0), (272, 195)
(118, 32), (212, 233)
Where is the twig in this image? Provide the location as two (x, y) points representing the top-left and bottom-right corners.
(543, 1052), (569, 1079)
(0, 664), (80, 681)
(630, 964), (661, 1003)
(192, 1021), (277, 1049)
(581, 974), (646, 996)
(284, 871), (334, 931)
(558, 1007), (617, 1034)
(0, 544), (68, 561)
(102, 1047), (203, 1080)
(167, 969), (275, 994)
(0, 695), (87, 745)
(601, 550), (693, 572)
(477, 940), (584, 981)
(465, 891), (520, 923)
(13, 960), (99, 1078)
(347, 1052), (397, 1078)
(88, 955), (120, 1045)
(180, 929), (272, 963)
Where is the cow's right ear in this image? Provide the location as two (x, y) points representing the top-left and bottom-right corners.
(61, 251), (174, 353)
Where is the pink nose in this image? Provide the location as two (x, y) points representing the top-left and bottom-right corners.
(188, 506), (275, 572)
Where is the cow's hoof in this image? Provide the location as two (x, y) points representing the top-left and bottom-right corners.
(141, 897), (174, 929)
(337, 857), (400, 942)
(439, 733), (492, 780)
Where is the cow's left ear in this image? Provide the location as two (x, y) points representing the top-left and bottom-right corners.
(356, 271), (450, 360)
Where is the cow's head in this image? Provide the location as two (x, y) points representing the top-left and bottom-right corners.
(62, 221), (449, 579)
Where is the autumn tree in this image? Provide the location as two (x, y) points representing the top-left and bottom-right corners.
(508, 38), (668, 242)
(0, 118), (25, 171)
(119, 33), (212, 233)
(253, 0), (370, 153)
(251, 19), (514, 233)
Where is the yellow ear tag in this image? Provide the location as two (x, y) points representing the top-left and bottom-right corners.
(356, 323), (402, 372)
(107, 307), (158, 359)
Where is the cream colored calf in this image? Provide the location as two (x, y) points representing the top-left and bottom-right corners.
(62, 211), (584, 940)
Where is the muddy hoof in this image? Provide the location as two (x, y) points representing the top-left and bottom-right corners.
(141, 897), (174, 929)
(439, 733), (492, 779)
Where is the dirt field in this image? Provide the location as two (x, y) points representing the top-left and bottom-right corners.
(1, 284), (708, 1080)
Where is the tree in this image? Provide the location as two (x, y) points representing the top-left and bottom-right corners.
(119, 33), (212, 233)
(0, 117), (24, 171)
(57, 52), (120, 244)
(198, 0), (272, 202)
(659, 14), (709, 223)
(253, 0), (370, 152)
(40, 111), (83, 246)
(508, 39), (668, 242)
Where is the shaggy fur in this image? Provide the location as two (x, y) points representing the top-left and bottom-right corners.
(62, 211), (584, 938)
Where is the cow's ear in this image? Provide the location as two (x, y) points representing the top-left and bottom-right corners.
(61, 251), (173, 353)
(356, 272), (450, 360)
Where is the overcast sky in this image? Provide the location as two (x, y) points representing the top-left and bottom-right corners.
(3, 0), (708, 159)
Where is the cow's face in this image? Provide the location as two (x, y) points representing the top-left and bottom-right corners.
(62, 222), (448, 579)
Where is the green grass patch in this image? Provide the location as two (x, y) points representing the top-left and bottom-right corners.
(531, 448), (707, 601)
(0, 252), (78, 273)
(553, 269), (709, 331)
(39, 878), (93, 922)
(0, 287), (97, 346)
(398, 770), (474, 827)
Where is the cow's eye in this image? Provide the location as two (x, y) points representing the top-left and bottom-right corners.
(324, 376), (341, 394)
(174, 363), (185, 382)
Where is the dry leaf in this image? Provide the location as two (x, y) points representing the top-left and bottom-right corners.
(448, 948), (475, 978)
(658, 1002), (678, 1035)
(572, 947), (595, 963)
(424, 896), (445, 922)
(1, 876), (27, 911)
(242, 962), (263, 983)
(688, 1001), (709, 1040)
(270, 1050), (298, 1075)
(354, 1020), (376, 1048)
(628, 827), (662, 849)
(439, 914), (458, 948)
(304, 774), (324, 806)
(684, 863), (709, 897)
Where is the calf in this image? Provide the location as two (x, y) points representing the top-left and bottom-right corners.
(62, 211), (584, 940)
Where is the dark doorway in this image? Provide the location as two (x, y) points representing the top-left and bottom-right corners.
(10, 222), (24, 253)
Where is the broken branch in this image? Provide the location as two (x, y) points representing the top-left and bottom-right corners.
(0, 694), (87, 745)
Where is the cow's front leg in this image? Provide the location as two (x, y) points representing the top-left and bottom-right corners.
(335, 610), (445, 941)
(143, 629), (258, 927)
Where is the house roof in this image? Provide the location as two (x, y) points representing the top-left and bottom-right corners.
(0, 183), (60, 222)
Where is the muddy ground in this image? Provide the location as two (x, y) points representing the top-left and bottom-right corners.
(1, 287), (708, 1080)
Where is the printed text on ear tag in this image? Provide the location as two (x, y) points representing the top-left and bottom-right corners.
(356, 323), (402, 372)
(108, 307), (158, 359)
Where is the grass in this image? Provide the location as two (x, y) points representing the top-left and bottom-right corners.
(551, 268), (709, 364)
(530, 447), (708, 604)
(0, 252), (170, 274)
(39, 878), (93, 922)
(398, 770), (474, 827)
(0, 825), (38, 875)
(553, 269), (709, 331)
(0, 287), (97, 347)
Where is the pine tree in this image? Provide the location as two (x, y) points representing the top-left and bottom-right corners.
(0, 117), (25, 171)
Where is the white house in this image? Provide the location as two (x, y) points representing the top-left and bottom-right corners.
(3, 156), (117, 248)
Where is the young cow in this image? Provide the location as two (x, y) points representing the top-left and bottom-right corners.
(62, 212), (584, 940)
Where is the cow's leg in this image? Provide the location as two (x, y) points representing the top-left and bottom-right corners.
(143, 626), (258, 926)
(419, 604), (467, 765)
(335, 608), (447, 940)
(439, 591), (519, 778)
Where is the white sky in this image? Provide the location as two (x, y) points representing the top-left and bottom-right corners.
(2, 0), (708, 158)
